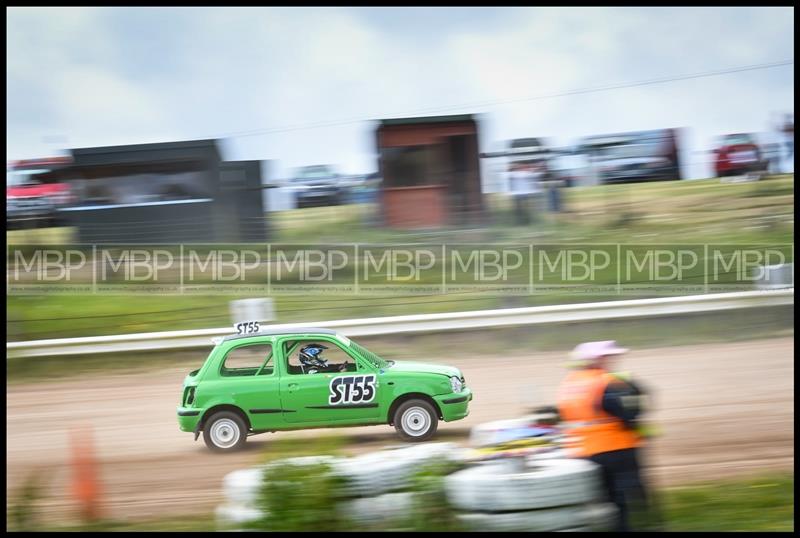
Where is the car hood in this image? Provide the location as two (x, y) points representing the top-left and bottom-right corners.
(387, 360), (461, 378)
(601, 156), (665, 167)
(293, 180), (338, 187)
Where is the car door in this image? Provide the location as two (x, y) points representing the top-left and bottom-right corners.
(214, 339), (283, 430)
(278, 336), (381, 424)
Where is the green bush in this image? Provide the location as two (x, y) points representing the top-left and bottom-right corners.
(8, 469), (47, 531)
(401, 460), (465, 532)
(246, 442), (466, 532)
(248, 461), (351, 532)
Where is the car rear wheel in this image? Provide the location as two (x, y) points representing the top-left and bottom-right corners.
(393, 399), (438, 442)
(203, 411), (248, 453)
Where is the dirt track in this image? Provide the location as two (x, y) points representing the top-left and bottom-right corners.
(6, 337), (794, 525)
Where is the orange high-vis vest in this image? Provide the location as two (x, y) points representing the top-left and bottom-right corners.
(556, 368), (642, 457)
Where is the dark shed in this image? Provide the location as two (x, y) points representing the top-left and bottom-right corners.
(376, 114), (484, 228)
(53, 139), (268, 243)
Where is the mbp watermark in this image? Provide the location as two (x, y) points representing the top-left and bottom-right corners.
(709, 246), (788, 282)
(6, 243), (793, 296)
(534, 245), (617, 293)
(11, 248), (88, 281)
(100, 249), (175, 282)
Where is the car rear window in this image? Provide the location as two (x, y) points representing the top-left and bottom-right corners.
(220, 343), (274, 377)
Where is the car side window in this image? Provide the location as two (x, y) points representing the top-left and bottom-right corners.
(284, 339), (359, 375)
(220, 343), (274, 377)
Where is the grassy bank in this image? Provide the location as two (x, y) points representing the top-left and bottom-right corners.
(7, 175), (794, 342)
(7, 306), (794, 384)
(660, 473), (794, 532)
(12, 472), (793, 532)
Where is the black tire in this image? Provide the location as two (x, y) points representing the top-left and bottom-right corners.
(203, 411), (248, 453)
(393, 399), (438, 442)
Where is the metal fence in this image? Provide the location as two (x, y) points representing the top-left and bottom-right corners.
(7, 289), (793, 358)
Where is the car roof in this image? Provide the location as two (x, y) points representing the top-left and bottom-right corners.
(219, 327), (340, 344)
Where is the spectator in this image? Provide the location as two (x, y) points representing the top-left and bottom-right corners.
(541, 162), (564, 214)
(509, 162), (542, 225)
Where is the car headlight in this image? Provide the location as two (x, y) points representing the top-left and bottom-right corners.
(450, 376), (463, 393)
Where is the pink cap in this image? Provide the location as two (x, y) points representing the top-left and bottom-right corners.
(570, 340), (629, 363)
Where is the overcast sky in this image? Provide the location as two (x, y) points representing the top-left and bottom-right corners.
(6, 7), (794, 179)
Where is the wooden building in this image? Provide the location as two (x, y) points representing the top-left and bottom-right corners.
(376, 114), (484, 228)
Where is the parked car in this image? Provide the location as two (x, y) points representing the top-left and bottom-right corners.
(291, 165), (344, 208)
(6, 171), (71, 228)
(581, 129), (681, 184)
(713, 133), (768, 179)
(6, 194), (56, 230)
(342, 172), (381, 204)
(547, 149), (590, 188)
(177, 327), (472, 452)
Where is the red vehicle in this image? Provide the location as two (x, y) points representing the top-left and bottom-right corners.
(713, 133), (767, 178)
(7, 156), (74, 229)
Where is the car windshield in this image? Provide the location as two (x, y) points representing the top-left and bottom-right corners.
(296, 166), (334, 181)
(598, 142), (659, 159)
(350, 341), (392, 369)
(725, 134), (755, 146)
(7, 170), (46, 187)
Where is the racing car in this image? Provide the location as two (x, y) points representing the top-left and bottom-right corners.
(177, 326), (472, 452)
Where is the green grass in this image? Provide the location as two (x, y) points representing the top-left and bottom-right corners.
(264, 175), (794, 245)
(257, 433), (349, 463)
(6, 225), (76, 245)
(660, 473), (794, 532)
(6, 175), (794, 343)
(7, 175), (794, 246)
(7, 295), (234, 341)
(18, 473), (793, 532)
(27, 516), (217, 532)
(260, 176), (796, 246)
(7, 306), (793, 384)
(6, 349), (206, 384)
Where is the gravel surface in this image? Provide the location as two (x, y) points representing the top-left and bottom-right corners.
(6, 337), (793, 525)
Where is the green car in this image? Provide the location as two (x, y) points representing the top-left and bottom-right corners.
(177, 328), (472, 452)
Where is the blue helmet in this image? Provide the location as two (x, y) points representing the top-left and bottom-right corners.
(299, 343), (329, 369)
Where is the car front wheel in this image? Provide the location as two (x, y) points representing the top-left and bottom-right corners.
(393, 399), (438, 442)
(203, 411), (248, 453)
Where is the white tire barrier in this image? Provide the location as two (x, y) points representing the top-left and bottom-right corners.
(755, 263), (794, 290)
(222, 468), (264, 506)
(343, 492), (415, 525)
(331, 442), (462, 497)
(457, 503), (617, 532)
(527, 447), (570, 460)
(469, 414), (561, 448)
(222, 455), (341, 506)
(469, 416), (539, 448)
(221, 444), (460, 508)
(217, 438), (612, 532)
(215, 503), (264, 528)
(444, 458), (602, 513)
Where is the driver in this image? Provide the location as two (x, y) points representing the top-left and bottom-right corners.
(298, 343), (349, 374)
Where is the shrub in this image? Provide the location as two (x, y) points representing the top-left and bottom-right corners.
(9, 469), (47, 531)
(248, 460), (350, 532)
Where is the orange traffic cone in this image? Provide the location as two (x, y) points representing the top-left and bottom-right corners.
(69, 424), (101, 522)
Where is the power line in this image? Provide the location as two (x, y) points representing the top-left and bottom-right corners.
(210, 59), (793, 139)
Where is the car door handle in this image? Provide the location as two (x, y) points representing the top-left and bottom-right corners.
(288, 383), (299, 389)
